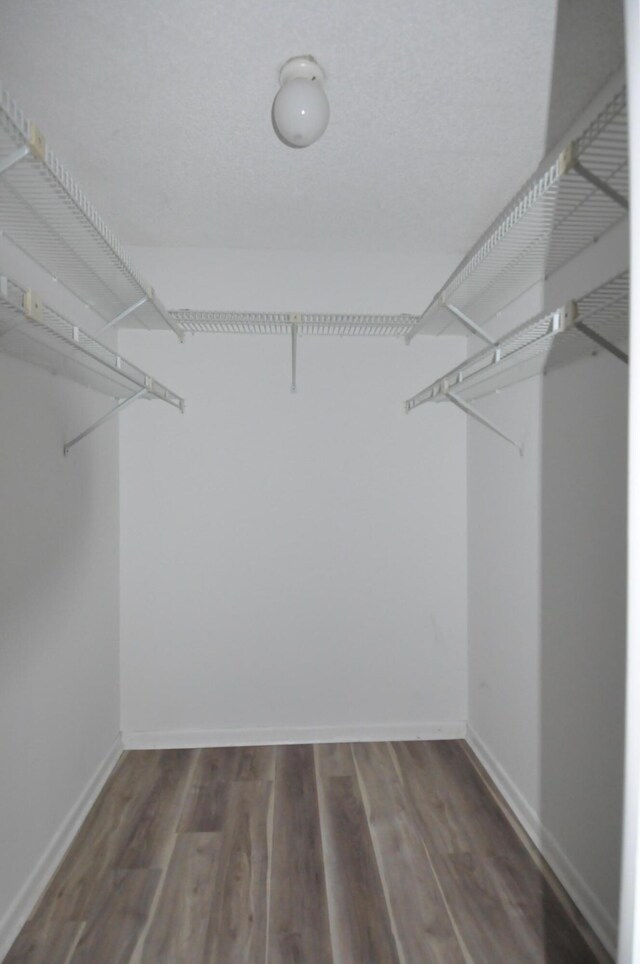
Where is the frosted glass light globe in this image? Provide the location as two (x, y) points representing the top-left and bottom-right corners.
(272, 58), (330, 148)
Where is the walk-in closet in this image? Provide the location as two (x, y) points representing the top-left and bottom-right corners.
(1, 1), (639, 961)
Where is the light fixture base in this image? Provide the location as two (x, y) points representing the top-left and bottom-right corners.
(279, 56), (326, 86)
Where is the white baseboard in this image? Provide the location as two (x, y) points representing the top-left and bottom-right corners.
(122, 720), (466, 750)
(465, 724), (617, 959)
(0, 733), (123, 962)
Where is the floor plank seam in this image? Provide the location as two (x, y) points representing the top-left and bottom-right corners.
(385, 743), (475, 964)
(128, 748), (201, 964)
(264, 752), (276, 964)
(350, 743), (406, 964)
(63, 921), (86, 964)
(313, 745), (338, 964)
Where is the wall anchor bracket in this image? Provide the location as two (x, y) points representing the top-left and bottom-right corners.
(98, 296), (149, 335)
(447, 391), (523, 455)
(572, 160), (629, 212)
(443, 302), (498, 346)
(575, 321), (629, 364)
(63, 387), (147, 456)
(0, 144), (30, 176)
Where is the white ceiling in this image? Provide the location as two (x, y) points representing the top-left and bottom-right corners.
(0, 0), (625, 256)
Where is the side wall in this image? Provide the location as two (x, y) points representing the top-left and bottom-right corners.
(466, 121), (629, 958)
(119, 249), (469, 747)
(0, 244), (121, 958)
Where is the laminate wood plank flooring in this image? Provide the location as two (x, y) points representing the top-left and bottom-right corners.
(393, 740), (519, 857)
(2, 921), (83, 964)
(202, 780), (272, 963)
(352, 742), (465, 963)
(178, 747), (245, 833)
(4, 740), (611, 964)
(69, 869), (161, 964)
(483, 852), (601, 964)
(268, 745), (332, 964)
(392, 741), (602, 963)
(139, 833), (220, 964)
(316, 746), (400, 964)
(31, 750), (194, 926)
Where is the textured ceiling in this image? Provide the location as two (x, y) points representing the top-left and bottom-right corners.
(0, 0), (625, 254)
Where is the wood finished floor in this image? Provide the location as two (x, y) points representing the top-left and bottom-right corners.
(5, 740), (609, 964)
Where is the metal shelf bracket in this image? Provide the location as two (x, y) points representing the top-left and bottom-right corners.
(98, 295), (149, 334)
(575, 321), (629, 363)
(63, 387), (147, 456)
(0, 143), (29, 176)
(0, 277), (28, 338)
(562, 136), (628, 210)
(447, 391), (523, 455)
(443, 301), (498, 346)
(570, 288), (630, 364)
(572, 160), (629, 212)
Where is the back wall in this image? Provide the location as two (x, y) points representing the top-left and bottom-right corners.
(118, 249), (468, 744)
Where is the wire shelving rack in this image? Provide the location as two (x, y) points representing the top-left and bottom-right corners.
(405, 271), (629, 452)
(172, 310), (417, 337)
(0, 82), (182, 340)
(0, 274), (184, 453)
(406, 87), (628, 345)
(172, 310), (417, 392)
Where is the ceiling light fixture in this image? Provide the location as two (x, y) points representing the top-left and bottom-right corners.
(272, 55), (330, 148)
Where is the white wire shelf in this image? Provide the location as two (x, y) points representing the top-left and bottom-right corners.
(0, 82), (182, 339)
(171, 311), (416, 393)
(0, 274), (184, 452)
(406, 270), (629, 413)
(171, 310), (417, 337)
(407, 87), (628, 343)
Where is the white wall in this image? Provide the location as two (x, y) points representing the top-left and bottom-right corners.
(124, 247), (463, 318)
(466, 91), (629, 955)
(0, 242), (121, 958)
(119, 248), (469, 746)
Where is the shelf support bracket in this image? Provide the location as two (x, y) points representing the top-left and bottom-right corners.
(447, 391), (522, 455)
(98, 296), (148, 334)
(443, 302), (498, 346)
(63, 387), (147, 456)
(290, 313), (300, 392)
(572, 160), (629, 212)
(575, 321), (629, 364)
(0, 144), (30, 176)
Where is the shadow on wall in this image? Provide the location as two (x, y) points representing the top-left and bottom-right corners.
(539, 0), (627, 953)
